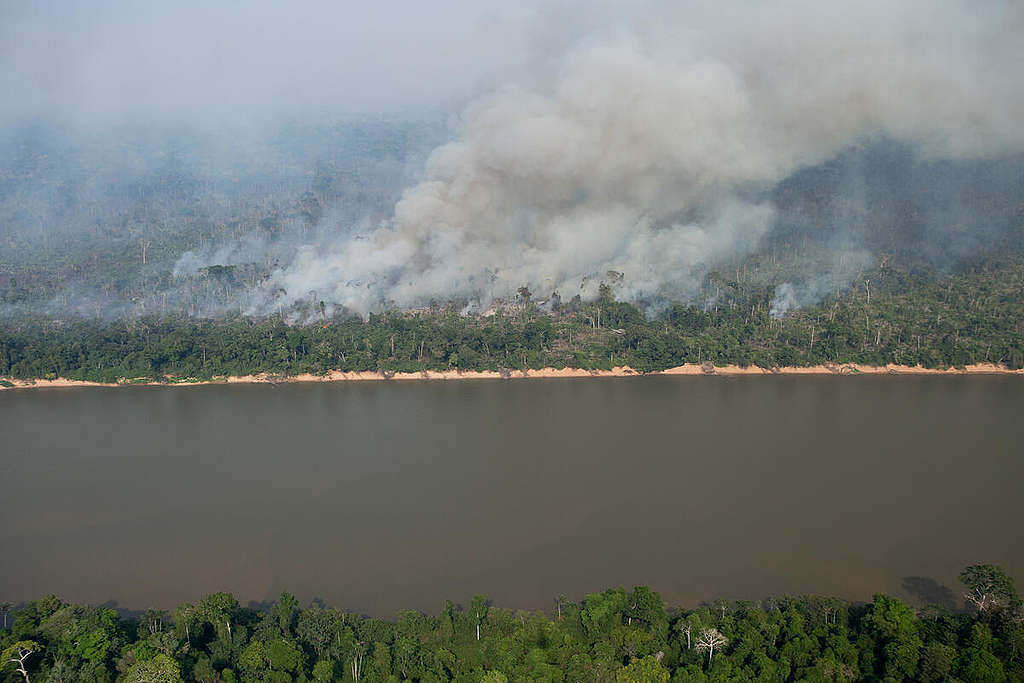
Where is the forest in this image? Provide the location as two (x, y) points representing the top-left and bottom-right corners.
(2, 254), (1024, 384)
(2, 565), (1021, 682)
(2, 122), (1024, 384)
(5, 5), (1024, 682)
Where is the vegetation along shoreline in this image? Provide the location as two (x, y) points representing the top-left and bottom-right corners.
(2, 362), (1023, 390)
(4, 258), (1024, 389)
(2, 565), (1022, 682)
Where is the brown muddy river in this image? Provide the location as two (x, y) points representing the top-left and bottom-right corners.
(1, 376), (1022, 616)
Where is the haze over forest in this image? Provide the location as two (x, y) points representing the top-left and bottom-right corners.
(2, 0), (1023, 321)
(4, 6), (1024, 682)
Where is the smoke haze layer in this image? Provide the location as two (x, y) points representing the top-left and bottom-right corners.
(3, 1), (1023, 319)
(239, 0), (1024, 316)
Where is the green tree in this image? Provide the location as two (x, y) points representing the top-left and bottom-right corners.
(296, 606), (338, 660)
(124, 653), (184, 683)
(582, 588), (629, 636)
(627, 586), (668, 639)
(470, 595), (489, 641)
(271, 592), (299, 637)
(917, 643), (956, 683)
(239, 639), (270, 680)
(173, 603), (197, 645)
(866, 594), (922, 681)
(959, 647), (1007, 683)
(311, 659), (335, 682)
(615, 655), (670, 682)
(198, 592), (239, 642)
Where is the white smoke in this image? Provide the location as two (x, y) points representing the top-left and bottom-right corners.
(769, 248), (872, 319)
(250, 0), (1024, 316)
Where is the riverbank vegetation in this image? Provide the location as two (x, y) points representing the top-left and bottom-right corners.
(2, 565), (1021, 682)
(2, 256), (1024, 383)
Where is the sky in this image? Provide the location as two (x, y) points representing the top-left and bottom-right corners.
(3, 0), (1023, 317)
(0, 0), (533, 125)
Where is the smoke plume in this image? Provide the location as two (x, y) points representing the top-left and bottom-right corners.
(244, 0), (1024, 316)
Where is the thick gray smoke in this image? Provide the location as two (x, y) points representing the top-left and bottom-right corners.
(241, 0), (1024, 316)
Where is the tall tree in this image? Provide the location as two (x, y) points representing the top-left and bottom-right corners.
(124, 653), (183, 683)
(960, 565), (1021, 615)
(866, 594), (923, 681)
(470, 595), (489, 641)
(2, 641), (42, 683)
(271, 592), (299, 637)
(694, 628), (728, 670)
(296, 606), (338, 659)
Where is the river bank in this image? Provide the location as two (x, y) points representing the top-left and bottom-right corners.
(2, 362), (1023, 390)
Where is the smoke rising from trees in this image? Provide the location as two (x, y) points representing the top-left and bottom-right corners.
(2, 0), (1023, 319)
(244, 0), (1024, 316)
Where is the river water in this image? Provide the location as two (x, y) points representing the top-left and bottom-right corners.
(1, 376), (1021, 616)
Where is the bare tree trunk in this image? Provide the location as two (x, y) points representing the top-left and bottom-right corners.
(352, 650), (363, 682)
(8, 649), (33, 683)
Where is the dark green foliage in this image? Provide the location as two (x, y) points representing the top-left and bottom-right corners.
(3, 257), (1024, 383)
(3, 570), (1023, 682)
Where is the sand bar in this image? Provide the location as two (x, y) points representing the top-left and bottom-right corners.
(2, 362), (1022, 390)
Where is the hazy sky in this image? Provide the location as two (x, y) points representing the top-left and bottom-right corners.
(4, 0), (1023, 318)
(0, 0), (537, 125)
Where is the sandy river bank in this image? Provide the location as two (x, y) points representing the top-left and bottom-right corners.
(2, 362), (1022, 390)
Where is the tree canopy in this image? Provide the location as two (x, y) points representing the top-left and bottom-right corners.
(2, 568), (1022, 682)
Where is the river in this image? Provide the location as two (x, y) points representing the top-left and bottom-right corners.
(1, 376), (1021, 616)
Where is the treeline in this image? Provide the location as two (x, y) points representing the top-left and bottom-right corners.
(2, 257), (1024, 383)
(2, 565), (1022, 682)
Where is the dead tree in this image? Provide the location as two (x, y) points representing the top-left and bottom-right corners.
(3, 641), (41, 683)
(351, 641), (366, 682)
(679, 622), (692, 649)
(694, 628), (728, 670)
(142, 609), (167, 636)
(554, 595), (565, 621)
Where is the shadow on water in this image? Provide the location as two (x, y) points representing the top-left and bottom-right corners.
(902, 576), (959, 611)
